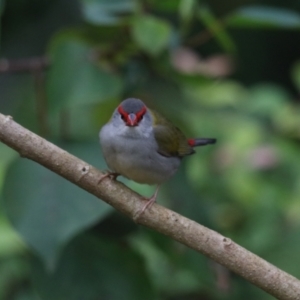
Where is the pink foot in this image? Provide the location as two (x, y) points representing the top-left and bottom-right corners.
(133, 185), (160, 222)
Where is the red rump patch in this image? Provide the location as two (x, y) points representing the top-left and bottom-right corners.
(118, 105), (147, 126)
(188, 139), (195, 146)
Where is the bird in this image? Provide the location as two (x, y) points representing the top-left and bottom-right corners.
(99, 98), (216, 219)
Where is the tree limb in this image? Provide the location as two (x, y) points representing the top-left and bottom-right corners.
(0, 57), (49, 73)
(0, 112), (299, 300)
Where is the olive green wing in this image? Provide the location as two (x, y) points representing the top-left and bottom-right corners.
(151, 110), (194, 157)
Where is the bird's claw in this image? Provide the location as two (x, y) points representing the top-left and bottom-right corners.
(133, 196), (156, 222)
(133, 185), (160, 222)
(98, 171), (119, 184)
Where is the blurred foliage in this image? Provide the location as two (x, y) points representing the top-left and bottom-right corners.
(0, 0), (300, 299)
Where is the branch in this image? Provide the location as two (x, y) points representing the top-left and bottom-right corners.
(0, 57), (50, 136)
(0, 112), (299, 300)
(0, 57), (50, 73)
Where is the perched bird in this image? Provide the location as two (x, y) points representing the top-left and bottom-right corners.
(99, 98), (216, 218)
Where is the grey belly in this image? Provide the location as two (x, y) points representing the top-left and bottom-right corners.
(104, 140), (180, 185)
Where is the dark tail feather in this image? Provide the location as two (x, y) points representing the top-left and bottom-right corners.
(188, 138), (217, 147)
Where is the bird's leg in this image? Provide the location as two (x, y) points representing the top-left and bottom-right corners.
(133, 185), (160, 221)
(98, 171), (119, 184)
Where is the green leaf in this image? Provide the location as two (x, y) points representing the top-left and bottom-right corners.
(2, 142), (112, 270)
(32, 234), (155, 300)
(246, 84), (289, 117)
(47, 36), (123, 114)
(0, 256), (35, 300)
(185, 79), (247, 107)
(149, 0), (181, 12)
(198, 6), (236, 53)
(80, 0), (135, 25)
(291, 60), (300, 91)
(129, 231), (214, 294)
(227, 6), (300, 29)
(0, 216), (26, 257)
(236, 199), (282, 253)
(266, 225), (300, 278)
(179, 0), (196, 23)
(131, 15), (172, 56)
(0, 143), (17, 191)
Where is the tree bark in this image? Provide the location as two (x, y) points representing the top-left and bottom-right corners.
(0, 112), (299, 300)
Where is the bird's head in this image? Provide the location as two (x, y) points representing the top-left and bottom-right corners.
(110, 98), (153, 136)
(117, 98), (148, 127)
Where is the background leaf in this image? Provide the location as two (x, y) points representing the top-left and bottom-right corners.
(47, 35), (123, 114)
(227, 6), (300, 29)
(131, 15), (172, 56)
(32, 234), (155, 300)
(291, 60), (300, 91)
(2, 142), (112, 270)
(81, 0), (134, 25)
(198, 5), (236, 53)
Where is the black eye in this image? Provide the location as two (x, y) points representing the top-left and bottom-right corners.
(120, 114), (125, 120)
(140, 115), (143, 120)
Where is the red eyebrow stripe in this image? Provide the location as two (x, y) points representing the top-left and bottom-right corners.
(117, 105), (128, 118)
(136, 106), (147, 120)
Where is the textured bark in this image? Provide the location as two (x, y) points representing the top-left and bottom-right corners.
(0, 113), (299, 300)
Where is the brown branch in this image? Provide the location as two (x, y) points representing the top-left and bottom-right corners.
(0, 112), (299, 299)
(0, 57), (50, 137)
(0, 57), (50, 73)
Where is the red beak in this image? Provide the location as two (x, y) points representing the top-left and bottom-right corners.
(127, 113), (137, 126)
